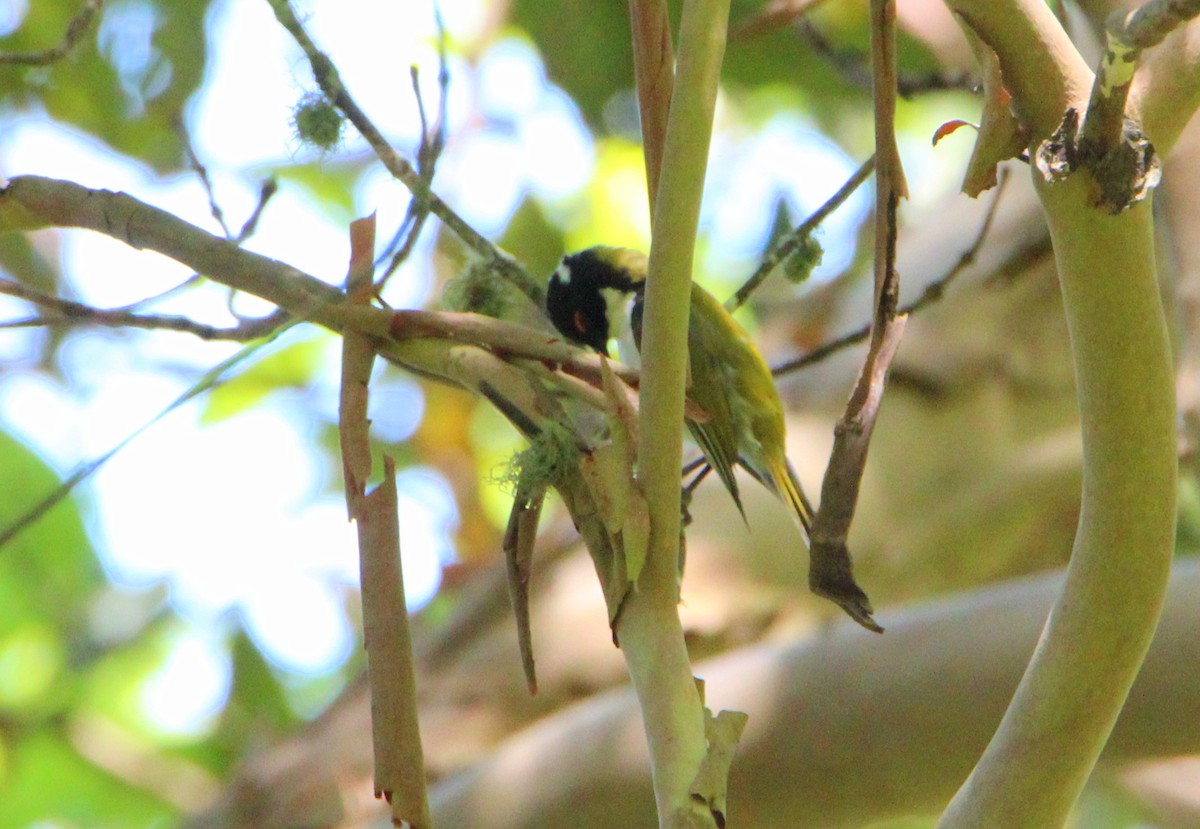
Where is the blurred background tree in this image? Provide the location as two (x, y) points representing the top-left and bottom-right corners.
(0, 0), (1198, 827)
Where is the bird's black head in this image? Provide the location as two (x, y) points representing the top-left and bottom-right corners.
(545, 248), (643, 355)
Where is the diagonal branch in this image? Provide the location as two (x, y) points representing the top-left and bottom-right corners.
(264, 0), (539, 302)
(0, 0), (101, 66)
(0, 276), (289, 341)
(772, 167), (1011, 377)
(726, 154), (876, 312)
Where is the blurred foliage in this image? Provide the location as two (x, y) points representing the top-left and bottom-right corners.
(266, 157), (363, 226)
(0, 233), (56, 295)
(0, 0), (212, 171)
(0, 0), (1195, 827)
(0, 731), (174, 828)
(0, 430), (99, 639)
(509, 0), (942, 136)
(0, 428), (171, 825)
(208, 630), (301, 762)
(200, 330), (331, 424)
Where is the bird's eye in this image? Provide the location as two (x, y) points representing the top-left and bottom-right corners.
(572, 310), (589, 336)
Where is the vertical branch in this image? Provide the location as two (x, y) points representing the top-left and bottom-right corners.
(356, 457), (431, 829)
(869, 0), (908, 303)
(340, 216), (377, 512)
(617, 0), (730, 823)
(805, 0), (907, 631)
(339, 216), (432, 828)
(628, 0), (676, 212)
(936, 6), (1185, 827)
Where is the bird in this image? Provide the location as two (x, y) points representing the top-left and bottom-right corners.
(544, 245), (815, 538)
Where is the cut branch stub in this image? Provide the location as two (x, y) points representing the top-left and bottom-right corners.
(1035, 108), (1161, 214)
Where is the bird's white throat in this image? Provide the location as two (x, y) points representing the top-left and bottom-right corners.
(600, 286), (640, 368)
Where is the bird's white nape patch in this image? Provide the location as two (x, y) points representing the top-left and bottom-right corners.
(553, 262), (571, 284)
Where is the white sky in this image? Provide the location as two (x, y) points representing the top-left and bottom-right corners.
(0, 0), (887, 733)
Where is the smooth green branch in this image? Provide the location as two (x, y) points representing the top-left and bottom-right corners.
(617, 0), (730, 824)
(939, 169), (1177, 829)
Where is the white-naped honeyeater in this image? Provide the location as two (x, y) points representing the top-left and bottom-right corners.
(544, 245), (816, 538)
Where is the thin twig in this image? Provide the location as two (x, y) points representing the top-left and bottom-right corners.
(176, 123), (279, 320)
(1080, 0), (1200, 156)
(795, 18), (973, 98)
(0, 0), (102, 66)
(265, 0), (538, 301)
(0, 324), (296, 550)
(110, 275), (204, 313)
(377, 39), (450, 288)
(773, 167), (1011, 377)
(235, 178), (279, 243)
(503, 476), (544, 695)
(378, 6), (449, 281)
(176, 117), (233, 239)
(0, 277), (289, 341)
(727, 154), (875, 311)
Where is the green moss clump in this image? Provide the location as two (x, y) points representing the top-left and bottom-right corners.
(492, 421), (581, 496)
(293, 93), (344, 152)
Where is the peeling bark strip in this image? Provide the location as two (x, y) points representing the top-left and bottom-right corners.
(337, 216), (432, 828)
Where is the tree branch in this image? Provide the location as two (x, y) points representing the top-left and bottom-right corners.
(0, 0), (101, 66)
(0, 276), (289, 341)
(944, 0), (1093, 137)
(1130, 19), (1200, 154)
(264, 0), (539, 301)
(771, 167), (1011, 376)
(628, 0), (675, 212)
(620, 0), (731, 822)
(424, 561), (1200, 829)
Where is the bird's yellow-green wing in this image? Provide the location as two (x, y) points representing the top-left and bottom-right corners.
(684, 284), (749, 517)
(686, 283), (815, 533)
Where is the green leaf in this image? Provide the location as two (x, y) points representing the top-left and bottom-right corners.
(201, 629), (295, 769)
(266, 158), (364, 224)
(201, 332), (329, 424)
(0, 622), (65, 714)
(0, 429), (100, 636)
(508, 6), (633, 129)
(499, 196), (567, 281)
(0, 730), (174, 828)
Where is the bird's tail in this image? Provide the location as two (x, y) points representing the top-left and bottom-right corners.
(775, 461), (815, 536)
